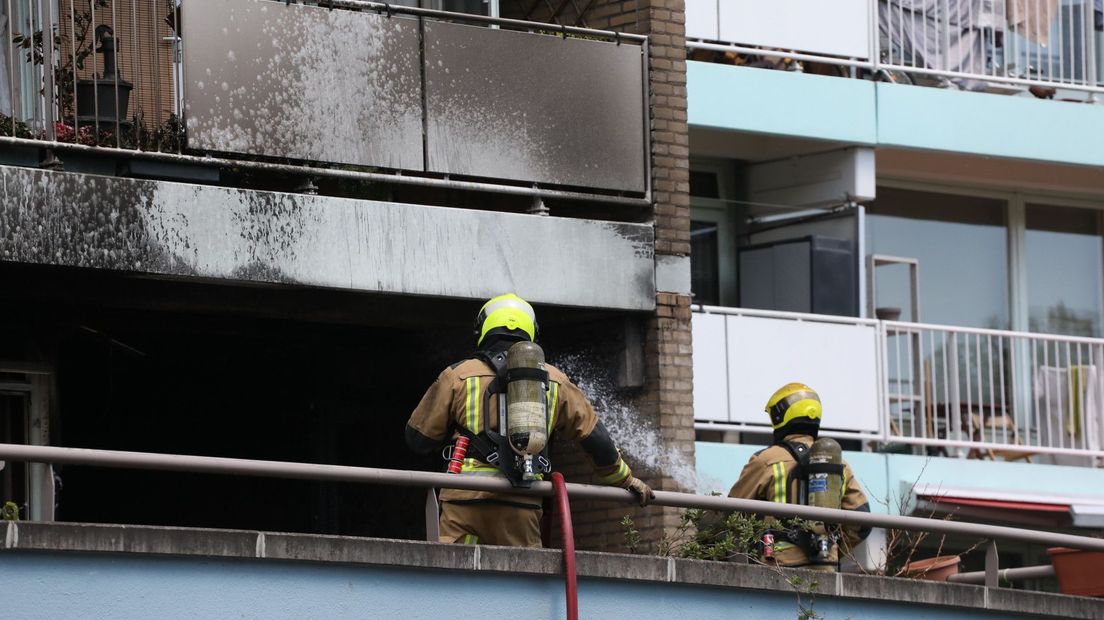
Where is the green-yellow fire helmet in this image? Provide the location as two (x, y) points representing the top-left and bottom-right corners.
(765, 382), (822, 430)
(474, 293), (538, 346)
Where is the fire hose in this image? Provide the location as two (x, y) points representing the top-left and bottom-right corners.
(551, 472), (579, 620)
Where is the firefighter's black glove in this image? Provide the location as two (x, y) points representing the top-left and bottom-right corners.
(623, 476), (654, 507)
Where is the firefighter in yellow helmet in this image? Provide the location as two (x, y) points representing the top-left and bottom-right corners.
(728, 382), (870, 570)
(406, 293), (653, 547)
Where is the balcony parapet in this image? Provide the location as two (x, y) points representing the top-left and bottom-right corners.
(0, 164), (656, 310)
(3, 521), (1102, 619)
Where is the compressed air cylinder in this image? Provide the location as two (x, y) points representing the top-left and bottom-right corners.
(506, 341), (549, 471)
(807, 437), (843, 510)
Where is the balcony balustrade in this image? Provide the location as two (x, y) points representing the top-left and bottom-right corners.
(693, 305), (1104, 467)
(686, 0), (1103, 97)
(0, 0), (650, 199)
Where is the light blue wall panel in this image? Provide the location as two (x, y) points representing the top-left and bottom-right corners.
(695, 442), (891, 513)
(687, 61), (878, 144)
(696, 442), (1104, 516)
(0, 551), (1039, 620)
(688, 62), (1104, 168)
(883, 453), (1104, 510)
(876, 82), (1104, 167)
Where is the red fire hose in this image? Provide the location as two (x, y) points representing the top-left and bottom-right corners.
(550, 472), (579, 620)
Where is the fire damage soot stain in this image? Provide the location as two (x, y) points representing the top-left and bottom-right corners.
(0, 166), (183, 274)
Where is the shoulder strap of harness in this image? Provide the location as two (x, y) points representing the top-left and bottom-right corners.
(777, 440), (810, 506)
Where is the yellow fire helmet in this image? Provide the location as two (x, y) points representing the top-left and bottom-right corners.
(474, 293), (538, 346)
(765, 382), (823, 430)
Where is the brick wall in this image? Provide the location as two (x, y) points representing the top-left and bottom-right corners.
(512, 0), (694, 552)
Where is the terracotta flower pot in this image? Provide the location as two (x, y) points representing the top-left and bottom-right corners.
(903, 555), (961, 581)
(1048, 547), (1104, 597)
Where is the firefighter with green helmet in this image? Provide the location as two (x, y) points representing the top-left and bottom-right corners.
(728, 382), (871, 570)
(406, 293), (653, 547)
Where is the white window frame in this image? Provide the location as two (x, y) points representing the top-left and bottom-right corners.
(690, 158), (740, 306)
(876, 177), (1104, 335)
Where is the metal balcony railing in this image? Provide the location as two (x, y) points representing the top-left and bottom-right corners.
(692, 306), (1104, 466)
(686, 0), (1104, 97)
(2, 441), (1104, 591)
(884, 320), (1104, 465)
(0, 0), (651, 206)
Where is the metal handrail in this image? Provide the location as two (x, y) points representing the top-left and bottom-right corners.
(0, 136), (650, 208)
(692, 304), (880, 327)
(882, 320), (1104, 347)
(2, 442), (1103, 554)
(949, 564), (1056, 584)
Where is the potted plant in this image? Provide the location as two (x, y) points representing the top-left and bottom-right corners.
(902, 555), (961, 581)
(11, 0), (131, 130)
(1048, 547), (1104, 597)
(75, 24), (132, 127)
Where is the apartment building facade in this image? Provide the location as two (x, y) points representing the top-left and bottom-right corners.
(686, 0), (1104, 574)
(1, 0), (1104, 611)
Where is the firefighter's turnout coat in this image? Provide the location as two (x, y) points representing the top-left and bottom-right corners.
(728, 434), (871, 567)
(407, 357), (633, 548)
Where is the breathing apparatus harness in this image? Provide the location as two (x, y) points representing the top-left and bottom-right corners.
(765, 437), (846, 566)
(444, 345), (553, 489)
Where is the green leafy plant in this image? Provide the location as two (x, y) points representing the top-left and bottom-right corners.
(620, 514), (641, 554)
(787, 574), (822, 620)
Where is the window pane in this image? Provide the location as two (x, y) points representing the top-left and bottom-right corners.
(691, 220), (720, 305)
(866, 188), (1008, 329)
(1026, 204), (1103, 337)
(690, 171), (720, 199)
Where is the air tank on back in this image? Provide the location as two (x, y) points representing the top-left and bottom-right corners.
(807, 437), (844, 564)
(807, 437), (844, 510)
(506, 341), (549, 480)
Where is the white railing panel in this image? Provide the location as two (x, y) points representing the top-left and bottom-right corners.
(716, 0), (873, 60)
(724, 313), (882, 432)
(692, 311), (729, 422)
(685, 0), (719, 41)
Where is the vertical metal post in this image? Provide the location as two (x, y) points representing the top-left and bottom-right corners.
(985, 539), (999, 588)
(27, 373), (53, 522)
(945, 0), (953, 71)
(110, 0), (120, 146)
(69, 0), (78, 135)
(37, 0), (62, 167)
(425, 487), (440, 542)
(5, 0), (15, 134)
(949, 331), (963, 454)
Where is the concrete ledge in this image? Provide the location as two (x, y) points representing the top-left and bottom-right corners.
(839, 571), (985, 609)
(577, 550), (669, 582)
(672, 557), (793, 591)
(9, 522), (256, 558)
(262, 533), (475, 572)
(3, 522), (1103, 619)
(478, 544), (560, 575)
(987, 584), (1104, 619)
